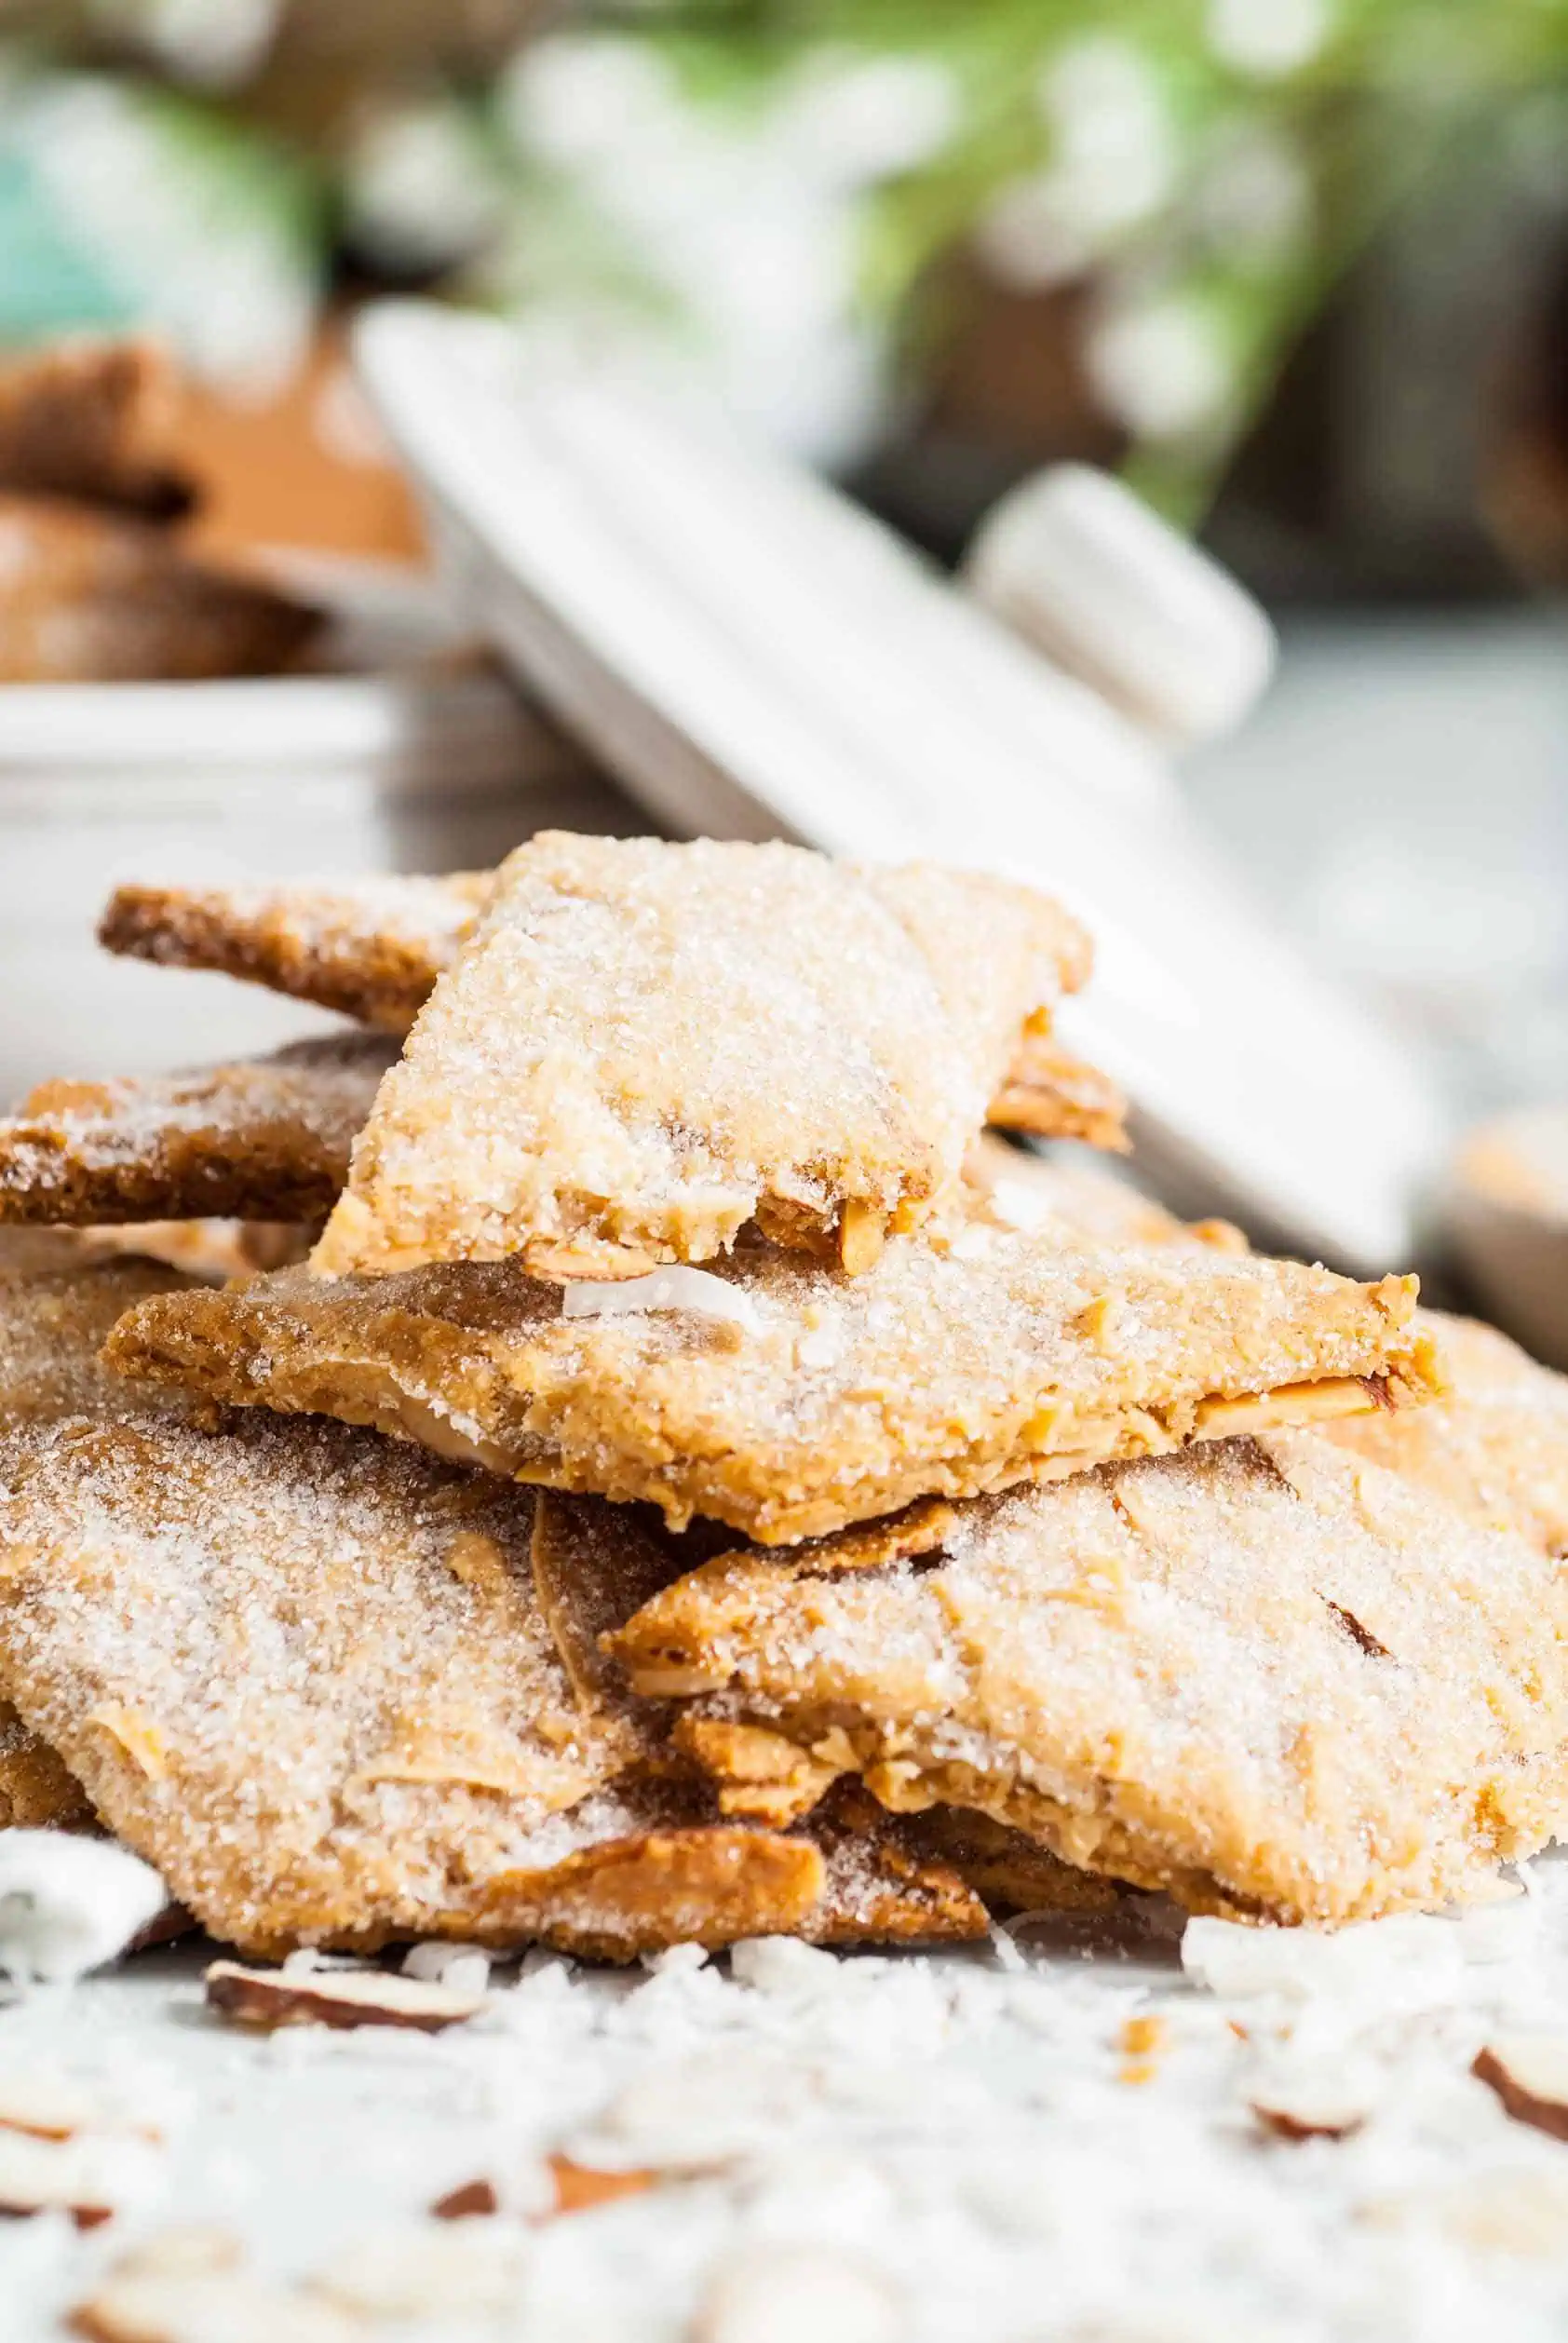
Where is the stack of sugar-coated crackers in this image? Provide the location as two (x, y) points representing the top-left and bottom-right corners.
(4, 830), (1568, 1982)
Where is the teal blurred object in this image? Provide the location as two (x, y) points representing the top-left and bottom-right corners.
(0, 0), (1563, 512)
(0, 153), (130, 344)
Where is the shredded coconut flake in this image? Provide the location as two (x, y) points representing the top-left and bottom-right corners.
(0, 1835), (167, 1984)
(562, 1266), (764, 1334)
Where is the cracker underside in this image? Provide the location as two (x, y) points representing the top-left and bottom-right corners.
(607, 1431), (1568, 1924)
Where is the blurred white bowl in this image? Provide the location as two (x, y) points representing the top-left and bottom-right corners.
(0, 555), (635, 1101)
(1446, 1104), (1568, 1370)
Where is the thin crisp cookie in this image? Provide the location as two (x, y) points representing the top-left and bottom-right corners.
(109, 1225), (1440, 1543)
(306, 833), (1099, 1277)
(0, 1035), (395, 1229)
(94, 868), (1126, 1152)
(99, 874), (493, 1032)
(608, 1430), (1568, 1924)
(0, 1418), (981, 1957)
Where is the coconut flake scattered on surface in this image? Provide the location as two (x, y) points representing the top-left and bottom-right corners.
(561, 1266), (763, 1333)
(0, 1836), (168, 1985)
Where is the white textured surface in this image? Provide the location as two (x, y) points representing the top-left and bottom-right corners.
(8, 1867), (1568, 2338)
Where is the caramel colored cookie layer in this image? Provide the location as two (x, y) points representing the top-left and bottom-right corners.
(100, 874), (493, 1032)
(312, 834), (1096, 1279)
(109, 1226), (1438, 1543)
(1329, 1311), (1568, 1559)
(0, 1035), (394, 1229)
(0, 1229), (200, 1434)
(609, 1432), (1568, 1924)
(0, 1697), (94, 1832)
(93, 867), (1124, 1157)
(0, 1415), (983, 1957)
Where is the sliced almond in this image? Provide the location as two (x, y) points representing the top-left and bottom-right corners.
(1473, 2036), (1568, 2142)
(205, 1959), (484, 2034)
(543, 2154), (658, 2220)
(696, 2246), (900, 2343)
(0, 2131), (125, 2228)
(86, 1707), (167, 1781)
(0, 2073), (157, 2145)
(1251, 2092), (1368, 2143)
(109, 2231), (245, 2282)
(432, 2178), (499, 2220)
(71, 2271), (358, 2343)
(312, 2223), (528, 2320)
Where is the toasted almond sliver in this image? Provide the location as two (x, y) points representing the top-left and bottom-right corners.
(1251, 2092), (1368, 2142)
(1473, 2038), (1568, 2142)
(71, 2272), (358, 2343)
(86, 1707), (167, 1781)
(204, 1959), (484, 2034)
(1195, 1377), (1382, 1438)
(0, 2132), (126, 2229)
(0, 2074), (160, 2146)
(543, 2154), (659, 2221)
(838, 1202), (887, 1277)
(432, 2177), (500, 2220)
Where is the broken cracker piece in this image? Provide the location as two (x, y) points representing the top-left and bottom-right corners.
(0, 1419), (972, 1957)
(0, 2072), (159, 2146)
(110, 1218), (1439, 1543)
(432, 2178), (501, 2219)
(310, 833), (1094, 1278)
(100, 872), (493, 1032)
(205, 1958), (484, 2033)
(95, 866), (1123, 1158)
(1251, 2088), (1369, 2142)
(0, 1034), (395, 1229)
(611, 1431), (1568, 1924)
(1330, 1310), (1568, 1560)
(0, 2130), (142, 2229)
(986, 1028), (1129, 1151)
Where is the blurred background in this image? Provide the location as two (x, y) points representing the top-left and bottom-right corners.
(1, 0), (1566, 1169)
